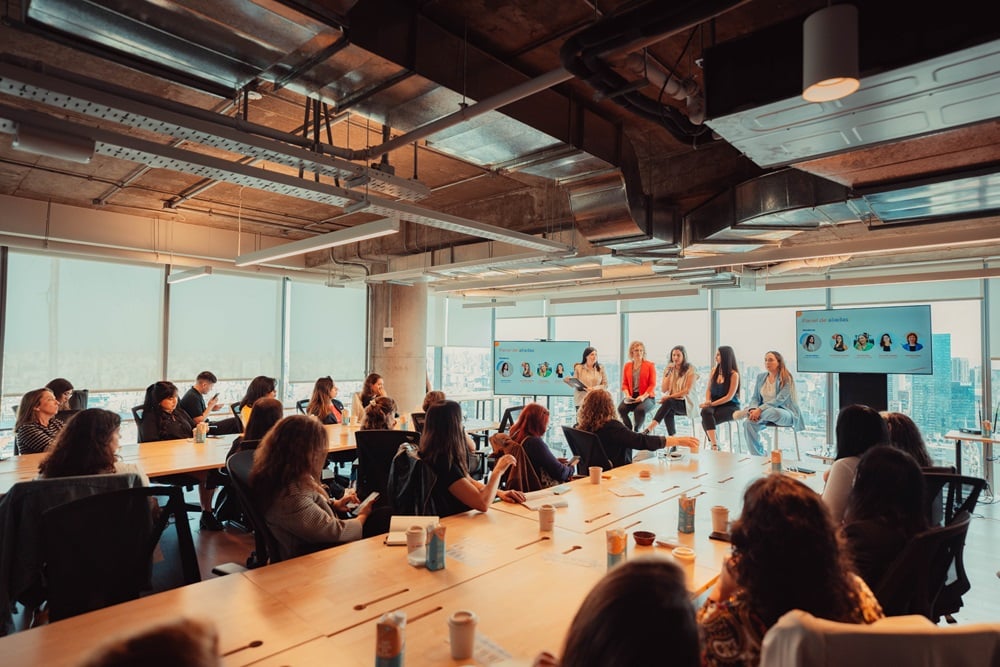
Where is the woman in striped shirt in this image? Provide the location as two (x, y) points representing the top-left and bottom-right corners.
(14, 388), (65, 455)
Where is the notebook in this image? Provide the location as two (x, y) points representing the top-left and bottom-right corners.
(384, 515), (439, 546)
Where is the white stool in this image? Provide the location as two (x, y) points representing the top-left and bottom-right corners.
(766, 422), (800, 460)
(704, 420), (742, 453)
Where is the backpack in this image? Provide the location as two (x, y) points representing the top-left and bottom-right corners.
(386, 444), (440, 516)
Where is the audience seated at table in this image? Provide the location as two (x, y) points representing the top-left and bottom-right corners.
(822, 404), (890, 523)
(45, 377), (81, 423)
(417, 400), (524, 516)
(361, 395), (397, 430)
(306, 376), (344, 425)
(37, 408), (149, 485)
(415, 390), (476, 452)
(577, 389), (666, 467)
(179, 371), (241, 436)
(250, 415), (369, 559)
(79, 617), (220, 667)
(226, 397), (284, 458)
(141, 381), (222, 530)
(842, 446), (927, 590)
(13, 388), (65, 455)
(494, 403), (574, 492)
(881, 411), (934, 467)
(237, 376), (277, 428)
(535, 560), (699, 667)
(698, 475), (883, 666)
(360, 372), (386, 409)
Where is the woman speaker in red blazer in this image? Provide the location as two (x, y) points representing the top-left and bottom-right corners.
(617, 340), (656, 431)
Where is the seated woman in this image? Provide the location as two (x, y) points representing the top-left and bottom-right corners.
(360, 372), (385, 408)
(361, 395), (397, 430)
(881, 411), (933, 467)
(37, 408), (149, 485)
(227, 397), (284, 457)
(617, 340), (656, 431)
(822, 404), (889, 523)
(536, 560), (699, 667)
(141, 381), (221, 530)
(503, 403), (574, 490)
(698, 475), (883, 666)
(238, 376), (277, 428)
(739, 351), (804, 456)
(644, 345), (697, 436)
(700, 346), (741, 451)
(250, 415), (370, 560)
(419, 400), (524, 516)
(843, 446), (927, 589)
(306, 376), (344, 425)
(14, 388), (65, 454)
(415, 390), (476, 452)
(578, 389), (666, 467)
(45, 377), (79, 421)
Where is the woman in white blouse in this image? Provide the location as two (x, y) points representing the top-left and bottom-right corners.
(739, 351), (804, 456)
(571, 346), (609, 410)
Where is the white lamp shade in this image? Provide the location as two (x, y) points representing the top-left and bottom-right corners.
(803, 4), (860, 102)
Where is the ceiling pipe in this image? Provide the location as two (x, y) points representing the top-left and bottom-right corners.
(765, 255), (853, 276)
(624, 52), (705, 125)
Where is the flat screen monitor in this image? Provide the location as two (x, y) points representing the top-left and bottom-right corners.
(493, 340), (590, 396)
(795, 305), (933, 375)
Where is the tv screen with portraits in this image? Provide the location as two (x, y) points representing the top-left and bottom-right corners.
(795, 305), (933, 375)
(493, 340), (590, 396)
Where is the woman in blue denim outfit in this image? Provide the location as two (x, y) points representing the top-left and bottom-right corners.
(740, 350), (804, 456)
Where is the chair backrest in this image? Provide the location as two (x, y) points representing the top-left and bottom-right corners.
(760, 609), (1000, 667)
(355, 430), (421, 501)
(561, 426), (613, 472)
(499, 405), (524, 433)
(40, 484), (200, 621)
(131, 405), (145, 443)
(410, 412), (426, 434)
(921, 472), (986, 527)
(230, 401), (246, 429)
(295, 399), (309, 414)
(874, 511), (972, 621)
(226, 450), (282, 567)
(68, 388), (89, 411)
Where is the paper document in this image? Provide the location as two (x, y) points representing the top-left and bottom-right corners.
(608, 485), (644, 497)
(522, 496), (569, 511)
(384, 515), (439, 546)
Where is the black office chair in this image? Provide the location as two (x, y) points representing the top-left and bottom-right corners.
(230, 402), (245, 431)
(873, 511), (972, 622)
(296, 399), (309, 414)
(68, 388), (89, 411)
(498, 405), (524, 433)
(355, 429), (421, 535)
(131, 404), (145, 443)
(922, 472), (986, 527)
(40, 485), (200, 621)
(227, 450), (283, 568)
(561, 426), (613, 472)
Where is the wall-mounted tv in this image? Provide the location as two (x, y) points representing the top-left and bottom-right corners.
(795, 305), (933, 375)
(493, 340), (590, 396)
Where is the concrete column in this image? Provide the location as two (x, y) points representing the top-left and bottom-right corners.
(369, 282), (428, 418)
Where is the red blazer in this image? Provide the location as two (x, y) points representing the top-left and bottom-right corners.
(621, 360), (656, 398)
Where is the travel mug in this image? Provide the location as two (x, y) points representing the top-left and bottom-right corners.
(538, 504), (556, 531)
(589, 466), (602, 484)
(448, 610), (478, 660)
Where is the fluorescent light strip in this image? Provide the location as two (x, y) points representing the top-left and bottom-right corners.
(167, 265), (213, 284)
(765, 267), (1000, 291)
(434, 268), (604, 292)
(549, 288), (699, 305)
(235, 219), (400, 267)
(367, 251), (577, 283)
(461, 300), (517, 308)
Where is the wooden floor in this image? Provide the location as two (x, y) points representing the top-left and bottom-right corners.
(189, 491), (1000, 625)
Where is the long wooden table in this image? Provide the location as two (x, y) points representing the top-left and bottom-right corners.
(0, 449), (830, 666)
(0, 424), (361, 496)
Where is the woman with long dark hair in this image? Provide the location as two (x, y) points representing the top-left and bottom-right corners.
(419, 400), (524, 516)
(141, 381), (220, 529)
(698, 475), (883, 665)
(306, 376), (344, 425)
(360, 373), (385, 408)
(250, 415), (369, 559)
(843, 446), (927, 588)
(38, 408), (148, 484)
(823, 404), (889, 522)
(739, 350), (804, 456)
(700, 346), (741, 450)
(643, 345), (697, 436)
(881, 411), (933, 467)
(228, 397), (284, 456)
(14, 388), (64, 454)
(238, 376), (277, 427)
(571, 346), (608, 409)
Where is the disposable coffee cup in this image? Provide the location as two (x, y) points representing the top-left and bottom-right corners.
(711, 506), (730, 534)
(589, 466), (602, 484)
(448, 610), (478, 660)
(405, 525), (425, 553)
(672, 546), (696, 580)
(538, 504), (556, 532)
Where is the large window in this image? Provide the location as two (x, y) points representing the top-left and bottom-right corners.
(288, 282), (366, 384)
(167, 271), (281, 383)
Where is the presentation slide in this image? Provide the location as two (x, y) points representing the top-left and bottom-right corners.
(493, 340), (590, 396)
(796, 305), (933, 375)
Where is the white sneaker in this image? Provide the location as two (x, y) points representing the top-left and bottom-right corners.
(733, 410), (747, 420)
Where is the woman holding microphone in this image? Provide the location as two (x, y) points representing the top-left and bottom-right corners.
(643, 345), (697, 436)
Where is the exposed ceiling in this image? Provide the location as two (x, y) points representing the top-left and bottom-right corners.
(0, 0), (998, 300)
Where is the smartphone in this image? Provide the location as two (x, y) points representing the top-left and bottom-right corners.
(566, 455), (581, 469)
(352, 491), (380, 514)
(210, 393), (219, 402)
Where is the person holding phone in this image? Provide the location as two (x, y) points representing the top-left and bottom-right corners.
(250, 415), (370, 560)
(180, 371), (241, 436)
